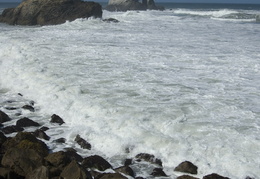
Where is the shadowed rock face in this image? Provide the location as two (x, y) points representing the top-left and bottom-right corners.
(0, 0), (102, 26)
(106, 0), (164, 11)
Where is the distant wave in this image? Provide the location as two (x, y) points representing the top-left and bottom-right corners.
(173, 9), (259, 22)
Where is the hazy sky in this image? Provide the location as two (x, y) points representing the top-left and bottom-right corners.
(1, 0), (260, 4)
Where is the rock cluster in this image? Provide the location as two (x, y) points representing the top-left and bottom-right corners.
(0, 95), (251, 179)
(0, 0), (102, 26)
(106, 0), (164, 11)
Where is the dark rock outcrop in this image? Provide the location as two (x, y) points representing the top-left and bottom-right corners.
(0, 110), (11, 124)
(51, 114), (65, 125)
(150, 168), (167, 177)
(99, 173), (128, 179)
(203, 173), (230, 179)
(177, 175), (200, 179)
(174, 161), (198, 175)
(106, 0), (164, 12)
(22, 105), (35, 112)
(82, 155), (112, 171)
(16, 117), (40, 127)
(33, 129), (50, 140)
(135, 153), (162, 166)
(75, 134), (91, 150)
(2, 125), (24, 134)
(0, 0), (102, 26)
(61, 160), (92, 179)
(115, 166), (135, 177)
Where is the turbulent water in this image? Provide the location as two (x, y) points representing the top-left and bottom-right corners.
(0, 2), (260, 179)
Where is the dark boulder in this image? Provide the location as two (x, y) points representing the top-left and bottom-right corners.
(177, 175), (200, 179)
(0, 167), (24, 179)
(0, 0), (102, 26)
(1, 132), (49, 157)
(33, 129), (50, 141)
(2, 125), (24, 134)
(40, 126), (49, 131)
(150, 168), (167, 177)
(60, 160), (92, 179)
(82, 155), (112, 171)
(124, 158), (132, 166)
(53, 137), (66, 143)
(0, 132), (7, 146)
(26, 166), (50, 179)
(45, 151), (72, 168)
(115, 166), (135, 177)
(75, 134), (91, 150)
(16, 117), (40, 127)
(51, 114), (65, 125)
(135, 153), (162, 166)
(22, 105), (35, 112)
(174, 161), (198, 175)
(0, 110), (11, 124)
(1, 148), (45, 177)
(203, 173), (230, 179)
(99, 173), (128, 179)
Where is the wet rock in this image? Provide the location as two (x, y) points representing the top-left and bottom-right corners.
(203, 173), (230, 179)
(16, 117), (40, 127)
(33, 129), (50, 141)
(103, 18), (119, 23)
(115, 166), (135, 177)
(0, 132), (7, 146)
(51, 114), (65, 125)
(65, 150), (83, 163)
(2, 125), (24, 134)
(60, 160), (92, 179)
(53, 137), (66, 143)
(40, 126), (49, 131)
(1, 132), (49, 157)
(22, 105), (35, 112)
(75, 134), (91, 150)
(0, 167), (24, 179)
(26, 166), (50, 179)
(0, 0), (102, 26)
(135, 153), (162, 166)
(82, 155), (112, 171)
(174, 161), (198, 175)
(124, 158), (132, 166)
(1, 148), (45, 177)
(150, 168), (167, 177)
(99, 173), (128, 179)
(0, 110), (11, 123)
(177, 175), (200, 179)
(4, 107), (18, 110)
(45, 151), (72, 168)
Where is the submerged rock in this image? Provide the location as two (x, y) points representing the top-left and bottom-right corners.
(0, 0), (102, 26)
(135, 153), (162, 166)
(16, 117), (40, 127)
(82, 155), (112, 171)
(106, 0), (164, 11)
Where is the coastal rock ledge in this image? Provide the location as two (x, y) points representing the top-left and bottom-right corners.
(106, 0), (164, 11)
(0, 0), (102, 26)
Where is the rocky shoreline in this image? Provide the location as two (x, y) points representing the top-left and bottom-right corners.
(0, 93), (246, 179)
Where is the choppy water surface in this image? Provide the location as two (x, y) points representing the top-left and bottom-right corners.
(0, 4), (260, 178)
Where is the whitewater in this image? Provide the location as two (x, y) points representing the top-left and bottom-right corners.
(0, 4), (260, 179)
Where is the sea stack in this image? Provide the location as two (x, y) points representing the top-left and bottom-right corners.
(0, 0), (102, 26)
(106, 0), (164, 11)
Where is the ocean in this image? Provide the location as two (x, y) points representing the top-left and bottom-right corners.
(0, 2), (259, 179)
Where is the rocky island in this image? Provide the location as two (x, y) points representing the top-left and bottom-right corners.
(0, 0), (102, 26)
(106, 0), (164, 11)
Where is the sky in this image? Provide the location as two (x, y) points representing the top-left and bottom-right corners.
(1, 0), (260, 4)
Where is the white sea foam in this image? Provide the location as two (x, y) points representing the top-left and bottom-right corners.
(0, 9), (260, 179)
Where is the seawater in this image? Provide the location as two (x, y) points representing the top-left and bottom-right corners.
(0, 2), (260, 179)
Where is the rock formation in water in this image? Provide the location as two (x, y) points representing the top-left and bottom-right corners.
(0, 0), (102, 26)
(106, 0), (164, 11)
